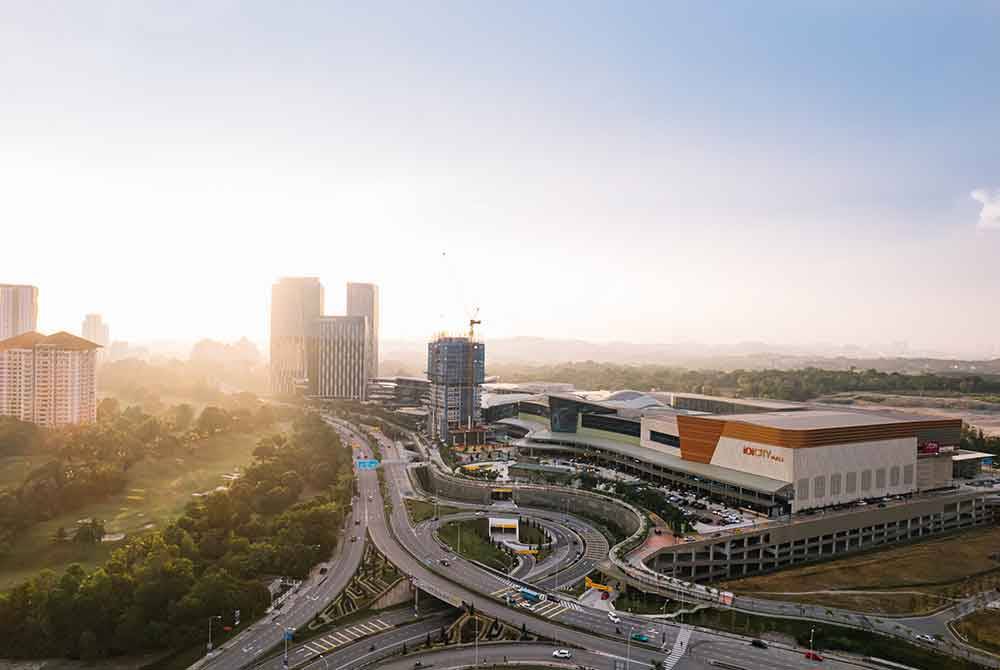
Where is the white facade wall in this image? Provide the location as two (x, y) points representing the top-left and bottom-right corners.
(0, 346), (96, 427)
(639, 416), (682, 458)
(710, 435), (917, 512)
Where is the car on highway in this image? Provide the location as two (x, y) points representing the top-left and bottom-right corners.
(750, 638), (768, 649)
(368, 495), (374, 501)
(608, 612), (620, 623)
(351, 536), (358, 542)
(916, 633), (938, 644)
(439, 558), (450, 567)
(552, 649), (572, 659)
(631, 633), (650, 642)
(804, 650), (824, 661)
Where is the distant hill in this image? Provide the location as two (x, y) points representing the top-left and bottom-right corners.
(379, 336), (1000, 378)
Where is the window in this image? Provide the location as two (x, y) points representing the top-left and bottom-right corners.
(861, 470), (872, 492)
(797, 478), (810, 500)
(649, 430), (680, 447)
(845, 471), (857, 493)
(890, 466), (900, 488)
(813, 475), (826, 499)
(903, 464), (914, 485)
(875, 468), (886, 490)
(830, 473), (842, 496)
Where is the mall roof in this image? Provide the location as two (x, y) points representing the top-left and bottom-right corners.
(709, 409), (955, 431)
(520, 429), (792, 494)
(668, 392), (805, 411)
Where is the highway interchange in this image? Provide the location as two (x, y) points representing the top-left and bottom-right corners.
(195, 415), (990, 670)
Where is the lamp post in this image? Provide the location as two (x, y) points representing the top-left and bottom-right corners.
(810, 626), (815, 657)
(207, 615), (222, 653)
(626, 625), (633, 670)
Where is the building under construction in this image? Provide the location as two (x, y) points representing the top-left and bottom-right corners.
(427, 334), (486, 446)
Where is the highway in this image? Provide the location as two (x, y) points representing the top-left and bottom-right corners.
(330, 417), (874, 670)
(193, 433), (372, 670)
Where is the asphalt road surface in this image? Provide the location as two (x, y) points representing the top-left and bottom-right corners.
(331, 418), (874, 670)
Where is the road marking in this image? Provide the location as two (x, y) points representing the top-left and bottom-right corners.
(333, 632), (352, 643)
(304, 644), (324, 654)
(322, 636), (340, 647)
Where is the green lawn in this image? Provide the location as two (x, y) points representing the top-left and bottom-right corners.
(0, 427), (285, 589)
(438, 519), (514, 572)
(405, 498), (464, 523)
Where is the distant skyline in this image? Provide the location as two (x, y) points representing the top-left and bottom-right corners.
(3, 3), (999, 356)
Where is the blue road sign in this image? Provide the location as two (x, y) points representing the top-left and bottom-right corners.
(357, 459), (380, 470)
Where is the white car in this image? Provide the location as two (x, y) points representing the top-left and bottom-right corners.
(552, 649), (572, 659)
(608, 612), (620, 623)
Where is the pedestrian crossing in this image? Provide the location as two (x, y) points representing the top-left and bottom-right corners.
(661, 626), (691, 669)
(489, 584), (583, 620)
(294, 618), (394, 658)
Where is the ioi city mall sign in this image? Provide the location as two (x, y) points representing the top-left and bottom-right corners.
(742, 445), (785, 464)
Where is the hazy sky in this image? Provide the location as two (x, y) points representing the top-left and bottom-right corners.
(3, 2), (999, 356)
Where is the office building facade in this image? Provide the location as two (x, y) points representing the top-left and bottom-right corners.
(311, 316), (369, 400)
(427, 336), (485, 443)
(0, 284), (38, 341)
(270, 277), (324, 395)
(0, 331), (99, 427)
(346, 282), (379, 379)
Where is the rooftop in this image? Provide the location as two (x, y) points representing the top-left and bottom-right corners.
(712, 409), (957, 431)
(0, 331), (101, 352)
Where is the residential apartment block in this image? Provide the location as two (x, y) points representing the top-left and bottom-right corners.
(0, 331), (99, 427)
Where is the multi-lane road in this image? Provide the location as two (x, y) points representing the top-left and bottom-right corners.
(336, 417), (874, 670)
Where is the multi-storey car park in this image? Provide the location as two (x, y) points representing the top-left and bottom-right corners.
(478, 389), (998, 582)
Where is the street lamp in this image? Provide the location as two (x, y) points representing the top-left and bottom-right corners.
(626, 625), (634, 670)
(206, 615), (222, 653)
(810, 626), (815, 657)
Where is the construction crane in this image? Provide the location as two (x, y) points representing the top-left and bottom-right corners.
(468, 307), (481, 340)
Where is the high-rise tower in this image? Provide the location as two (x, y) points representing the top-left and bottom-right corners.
(427, 335), (485, 444)
(0, 284), (38, 341)
(346, 282), (379, 379)
(269, 277), (324, 395)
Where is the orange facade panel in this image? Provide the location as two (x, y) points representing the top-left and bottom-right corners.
(677, 415), (725, 463)
(679, 414), (962, 455)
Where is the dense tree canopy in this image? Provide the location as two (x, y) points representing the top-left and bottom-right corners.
(499, 362), (1000, 401)
(0, 413), (352, 660)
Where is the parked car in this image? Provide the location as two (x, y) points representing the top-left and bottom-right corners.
(804, 651), (824, 661)
(631, 633), (650, 642)
(750, 639), (768, 649)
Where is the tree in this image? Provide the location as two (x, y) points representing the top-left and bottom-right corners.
(79, 630), (99, 662)
(73, 519), (105, 544)
(97, 398), (121, 423)
(197, 407), (232, 435)
(171, 404), (195, 432)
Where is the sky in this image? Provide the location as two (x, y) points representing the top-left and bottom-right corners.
(2, 2), (999, 357)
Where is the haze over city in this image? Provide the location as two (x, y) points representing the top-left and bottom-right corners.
(3, 2), (1000, 356)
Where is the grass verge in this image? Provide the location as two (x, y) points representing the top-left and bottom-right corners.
(405, 498), (464, 523)
(952, 609), (1000, 656)
(685, 607), (983, 670)
(721, 526), (1000, 615)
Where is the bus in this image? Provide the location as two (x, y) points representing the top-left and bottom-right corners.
(519, 588), (547, 604)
